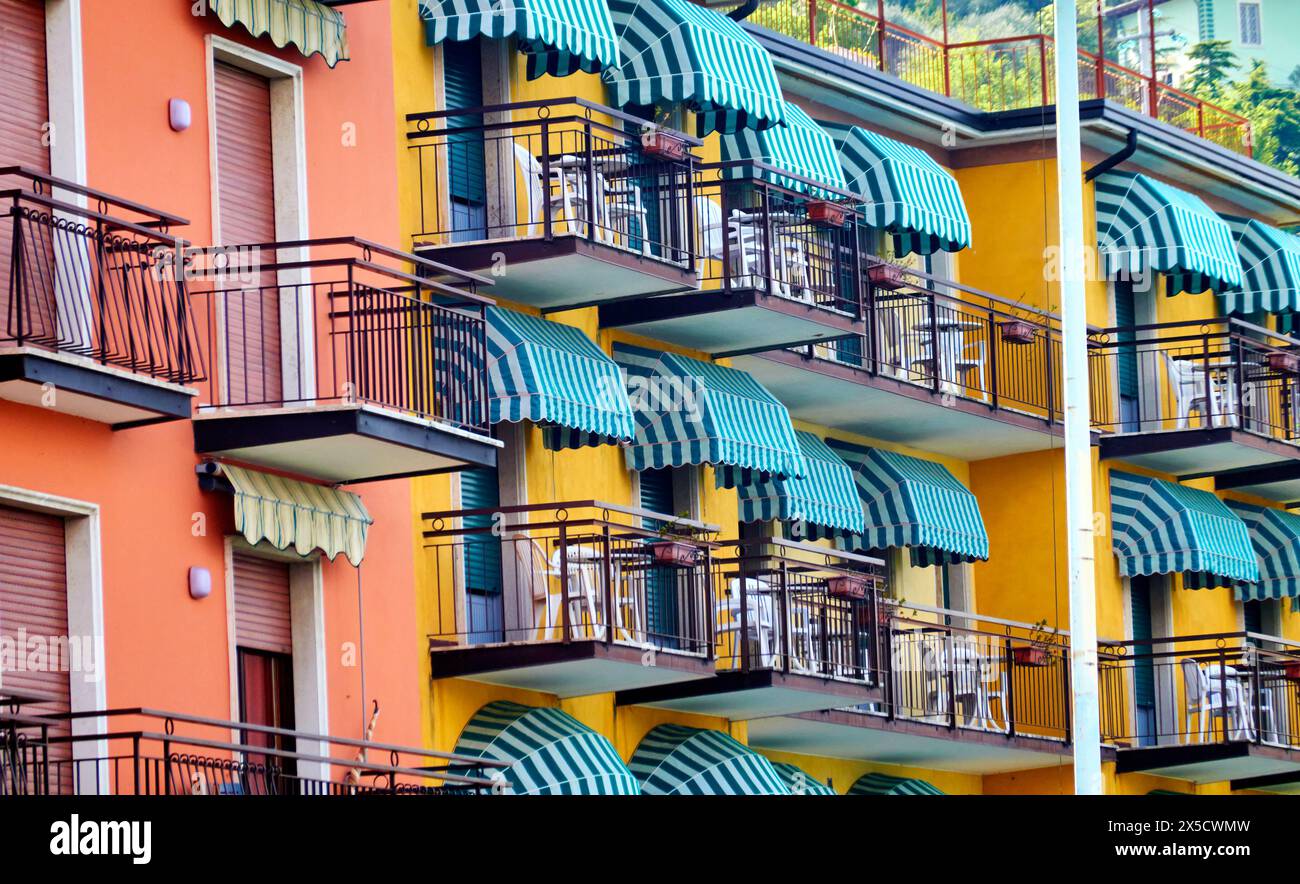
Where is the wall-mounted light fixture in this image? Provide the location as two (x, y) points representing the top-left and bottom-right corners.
(188, 566), (211, 600)
(169, 98), (191, 132)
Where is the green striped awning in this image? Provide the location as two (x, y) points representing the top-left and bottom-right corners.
(1225, 501), (1300, 603)
(848, 772), (944, 795)
(1218, 216), (1300, 315)
(720, 102), (848, 196)
(1094, 172), (1242, 296)
(822, 123), (971, 257)
(614, 344), (806, 482)
(418, 0), (619, 79)
(771, 761), (836, 795)
(1109, 472), (1258, 588)
(733, 431), (865, 537)
(487, 307), (634, 449)
(828, 440), (989, 567)
(223, 465), (372, 566)
(454, 701), (640, 795)
(628, 725), (790, 795)
(210, 0), (349, 67)
(606, 0), (785, 136)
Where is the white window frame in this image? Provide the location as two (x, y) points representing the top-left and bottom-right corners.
(1238, 1), (1263, 47)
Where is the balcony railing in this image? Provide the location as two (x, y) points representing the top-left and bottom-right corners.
(0, 705), (506, 796)
(422, 500), (717, 655)
(189, 237), (491, 433)
(799, 258), (1063, 422)
(1100, 632), (1300, 751)
(407, 98), (699, 267)
(745, 0), (1252, 154)
(1089, 318), (1300, 444)
(712, 537), (886, 683)
(0, 166), (204, 385)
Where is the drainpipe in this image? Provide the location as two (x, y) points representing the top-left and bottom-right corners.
(727, 0), (759, 21)
(1085, 129), (1139, 181)
(1053, 0), (1104, 796)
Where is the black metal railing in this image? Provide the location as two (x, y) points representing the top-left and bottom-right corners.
(0, 166), (203, 385)
(422, 500), (717, 655)
(0, 706), (506, 796)
(712, 537), (885, 684)
(188, 237), (491, 433)
(1100, 632), (1300, 750)
(408, 98), (698, 267)
(693, 161), (865, 318)
(1089, 318), (1300, 443)
(798, 258), (1063, 422)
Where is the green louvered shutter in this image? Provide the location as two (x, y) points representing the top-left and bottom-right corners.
(640, 468), (679, 644)
(461, 466), (502, 643)
(1115, 282), (1140, 431)
(1243, 599), (1263, 645)
(1130, 577), (1156, 744)
(443, 38), (487, 240)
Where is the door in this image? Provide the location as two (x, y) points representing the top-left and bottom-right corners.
(214, 62), (281, 406)
(0, 505), (72, 788)
(232, 552), (295, 787)
(1129, 576), (1157, 746)
(443, 39), (487, 241)
(640, 467), (682, 646)
(1115, 281), (1141, 432)
(460, 466), (503, 643)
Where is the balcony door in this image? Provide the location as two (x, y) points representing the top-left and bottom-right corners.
(639, 467), (699, 647)
(232, 552), (296, 785)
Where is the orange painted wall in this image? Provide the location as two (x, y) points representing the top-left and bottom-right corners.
(0, 0), (426, 750)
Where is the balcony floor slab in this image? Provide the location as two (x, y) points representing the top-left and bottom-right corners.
(1116, 741), (1300, 785)
(615, 670), (881, 719)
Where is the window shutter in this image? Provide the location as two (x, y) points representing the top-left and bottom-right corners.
(443, 39), (487, 207)
(460, 467), (502, 596)
(1129, 577), (1155, 709)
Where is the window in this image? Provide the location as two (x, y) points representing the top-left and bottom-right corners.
(1239, 2), (1262, 47)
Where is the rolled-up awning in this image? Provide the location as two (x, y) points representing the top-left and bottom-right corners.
(1218, 216), (1300, 315)
(606, 0), (785, 136)
(1109, 472), (1258, 588)
(210, 0), (349, 67)
(822, 123), (971, 257)
(418, 0), (619, 79)
(223, 465), (372, 566)
(828, 440), (988, 567)
(487, 307), (635, 450)
(720, 101), (848, 196)
(628, 724), (789, 795)
(734, 431), (865, 537)
(615, 344), (806, 481)
(454, 701), (640, 795)
(1225, 501), (1300, 604)
(771, 761), (836, 795)
(1094, 172), (1242, 296)
(849, 772), (944, 795)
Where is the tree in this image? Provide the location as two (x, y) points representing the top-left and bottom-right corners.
(1182, 40), (1238, 101)
(1225, 60), (1300, 176)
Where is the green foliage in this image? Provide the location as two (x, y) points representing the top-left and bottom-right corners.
(1225, 60), (1300, 176)
(1182, 39), (1238, 100)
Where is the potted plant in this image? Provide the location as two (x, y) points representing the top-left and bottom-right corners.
(827, 572), (869, 600)
(867, 261), (906, 291)
(639, 116), (689, 161)
(649, 514), (704, 568)
(998, 318), (1037, 345)
(1267, 350), (1300, 375)
(807, 199), (850, 228)
(1012, 619), (1057, 667)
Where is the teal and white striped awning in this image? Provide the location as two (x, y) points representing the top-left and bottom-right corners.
(822, 123), (971, 257)
(1218, 216), (1300, 315)
(614, 344), (806, 481)
(1225, 501), (1300, 604)
(628, 725), (789, 795)
(1109, 472), (1258, 588)
(211, 0), (349, 67)
(771, 761), (836, 795)
(606, 0), (785, 136)
(418, 0), (619, 79)
(223, 464), (372, 566)
(828, 440), (989, 567)
(733, 431), (865, 537)
(848, 772), (944, 795)
(487, 307), (634, 450)
(454, 701), (640, 795)
(1094, 172), (1243, 296)
(720, 101), (848, 196)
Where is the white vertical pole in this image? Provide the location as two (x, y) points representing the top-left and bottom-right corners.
(1054, 0), (1104, 795)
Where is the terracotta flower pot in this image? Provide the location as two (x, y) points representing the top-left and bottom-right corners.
(650, 540), (702, 568)
(1283, 661), (1300, 683)
(998, 319), (1037, 345)
(1267, 351), (1300, 375)
(827, 574), (868, 600)
(640, 130), (689, 161)
(867, 263), (906, 291)
(807, 200), (850, 228)
(1012, 645), (1052, 667)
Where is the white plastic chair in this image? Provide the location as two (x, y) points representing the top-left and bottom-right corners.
(1180, 657), (1208, 742)
(1165, 353), (1231, 428)
(521, 538), (604, 640)
(717, 578), (776, 668)
(512, 144), (602, 240)
(694, 197), (765, 286)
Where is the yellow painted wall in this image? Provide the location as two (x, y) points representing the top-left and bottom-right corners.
(759, 748), (983, 795)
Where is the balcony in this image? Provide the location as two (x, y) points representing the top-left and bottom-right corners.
(406, 99), (699, 309)
(0, 167), (203, 427)
(1100, 632), (1300, 792)
(598, 161), (867, 354)
(0, 703), (503, 795)
(616, 538), (886, 718)
(744, 0), (1251, 155)
(423, 501), (719, 697)
(746, 602), (1075, 775)
(189, 237), (498, 484)
(1090, 319), (1300, 501)
(731, 261), (1064, 461)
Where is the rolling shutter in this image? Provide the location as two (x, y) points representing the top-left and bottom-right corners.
(214, 62), (281, 404)
(0, 505), (71, 755)
(232, 552), (292, 655)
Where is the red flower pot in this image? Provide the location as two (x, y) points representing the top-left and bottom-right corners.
(807, 200), (850, 228)
(1283, 661), (1300, 683)
(640, 130), (689, 161)
(1012, 645), (1052, 667)
(650, 540), (702, 568)
(1267, 351), (1300, 375)
(827, 574), (868, 600)
(867, 263), (906, 291)
(998, 319), (1037, 345)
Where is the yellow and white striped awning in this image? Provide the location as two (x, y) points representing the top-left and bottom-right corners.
(223, 465), (372, 566)
(209, 0), (350, 68)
